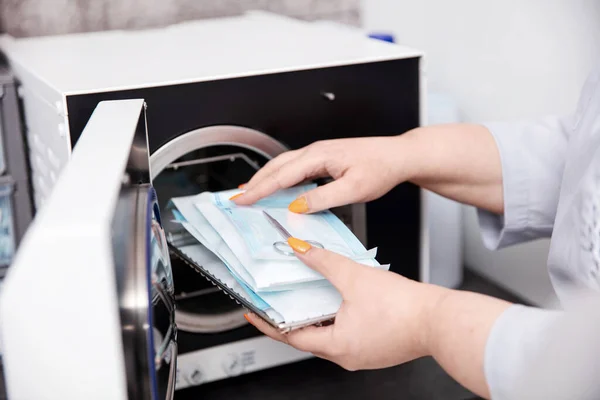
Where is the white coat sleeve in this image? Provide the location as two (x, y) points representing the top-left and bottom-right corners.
(477, 116), (573, 250)
(483, 304), (561, 399)
(478, 119), (574, 398)
(486, 299), (600, 400)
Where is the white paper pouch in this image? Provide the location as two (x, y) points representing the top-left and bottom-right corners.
(172, 194), (334, 292)
(171, 193), (387, 292)
(212, 184), (376, 261)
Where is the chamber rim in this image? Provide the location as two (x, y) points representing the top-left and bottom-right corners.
(150, 125), (289, 179)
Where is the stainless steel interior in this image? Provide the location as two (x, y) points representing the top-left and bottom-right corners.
(149, 126), (367, 334)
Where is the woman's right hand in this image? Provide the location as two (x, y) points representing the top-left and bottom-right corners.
(232, 136), (413, 213)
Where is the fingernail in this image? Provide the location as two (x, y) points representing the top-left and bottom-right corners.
(288, 197), (309, 214)
(243, 313), (251, 323)
(238, 183), (247, 189)
(287, 237), (312, 254)
(229, 193), (244, 201)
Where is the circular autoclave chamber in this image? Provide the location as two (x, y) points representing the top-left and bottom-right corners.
(150, 126), (366, 334)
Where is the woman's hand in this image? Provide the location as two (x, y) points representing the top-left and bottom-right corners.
(233, 124), (505, 215)
(245, 245), (447, 371)
(232, 136), (413, 213)
(245, 241), (511, 399)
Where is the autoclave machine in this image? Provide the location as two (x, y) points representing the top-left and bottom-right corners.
(0, 11), (429, 397)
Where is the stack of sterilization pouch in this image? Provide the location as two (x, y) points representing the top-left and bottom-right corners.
(167, 184), (387, 330)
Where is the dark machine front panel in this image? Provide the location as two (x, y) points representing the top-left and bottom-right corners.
(66, 58), (422, 281)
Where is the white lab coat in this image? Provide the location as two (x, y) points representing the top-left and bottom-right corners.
(477, 62), (600, 399)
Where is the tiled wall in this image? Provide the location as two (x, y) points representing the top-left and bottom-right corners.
(0, 0), (360, 38)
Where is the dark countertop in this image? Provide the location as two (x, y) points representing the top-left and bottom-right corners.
(174, 269), (527, 400)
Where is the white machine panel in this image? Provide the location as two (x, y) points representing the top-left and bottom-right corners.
(176, 336), (311, 390)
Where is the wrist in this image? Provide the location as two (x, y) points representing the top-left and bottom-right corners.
(389, 128), (426, 183)
(415, 283), (453, 357)
(421, 285), (514, 360)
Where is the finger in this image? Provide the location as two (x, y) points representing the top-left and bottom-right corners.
(289, 174), (362, 214)
(244, 150), (301, 190)
(291, 246), (365, 297)
(286, 324), (336, 354)
(247, 313), (338, 356)
(244, 313), (289, 343)
(233, 154), (326, 205)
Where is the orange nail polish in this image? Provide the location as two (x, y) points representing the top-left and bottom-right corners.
(243, 314), (251, 323)
(287, 237), (312, 254)
(288, 197), (309, 214)
(238, 184), (247, 189)
(229, 193), (244, 201)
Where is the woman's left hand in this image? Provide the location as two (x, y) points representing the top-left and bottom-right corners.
(245, 244), (447, 371)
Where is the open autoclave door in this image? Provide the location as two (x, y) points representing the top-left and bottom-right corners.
(0, 99), (176, 400)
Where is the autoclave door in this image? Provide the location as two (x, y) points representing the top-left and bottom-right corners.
(0, 99), (176, 400)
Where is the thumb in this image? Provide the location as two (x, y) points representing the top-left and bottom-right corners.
(292, 245), (364, 297)
(289, 175), (362, 214)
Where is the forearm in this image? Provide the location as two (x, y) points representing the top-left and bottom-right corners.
(423, 287), (512, 399)
(399, 123), (504, 214)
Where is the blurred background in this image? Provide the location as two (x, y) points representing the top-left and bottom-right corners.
(2, 0), (600, 308)
(0, 0), (360, 37)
